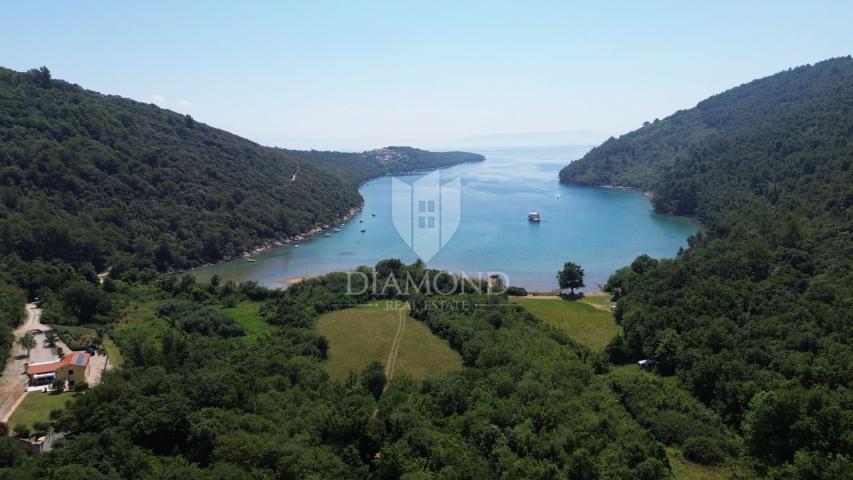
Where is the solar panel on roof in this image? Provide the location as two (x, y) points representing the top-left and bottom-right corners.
(75, 353), (85, 365)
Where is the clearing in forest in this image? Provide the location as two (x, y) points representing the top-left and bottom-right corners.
(510, 296), (620, 350)
(317, 303), (462, 380)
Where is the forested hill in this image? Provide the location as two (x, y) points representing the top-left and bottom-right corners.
(284, 146), (484, 186)
(560, 57), (853, 477)
(561, 56), (853, 220)
(0, 67), (480, 286)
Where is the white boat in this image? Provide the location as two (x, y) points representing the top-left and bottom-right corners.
(324, 233), (331, 237)
(555, 194), (561, 198)
(246, 258), (257, 263)
(528, 211), (540, 222)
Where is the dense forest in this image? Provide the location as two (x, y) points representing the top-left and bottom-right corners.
(563, 57), (853, 478)
(0, 66), (481, 289)
(1, 262), (743, 479)
(1, 57), (851, 479)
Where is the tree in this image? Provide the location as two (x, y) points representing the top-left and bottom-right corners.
(653, 329), (682, 375)
(557, 261), (585, 295)
(61, 281), (112, 324)
(12, 423), (30, 439)
(18, 333), (36, 358)
(27, 66), (51, 88)
(361, 361), (386, 399)
(44, 330), (59, 348)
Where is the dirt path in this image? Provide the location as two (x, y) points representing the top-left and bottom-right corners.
(372, 308), (407, 419)
(0, 304), (45, 423)
(383, 308), (406, 387)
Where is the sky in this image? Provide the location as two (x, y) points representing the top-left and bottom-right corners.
(2, 1), (852, 151)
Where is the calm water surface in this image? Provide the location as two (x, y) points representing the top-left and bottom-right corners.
(191, 146), (699, 291)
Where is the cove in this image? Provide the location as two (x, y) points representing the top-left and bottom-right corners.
(190, 145), (699, 291)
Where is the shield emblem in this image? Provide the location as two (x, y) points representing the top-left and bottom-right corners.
(391, 171), (461, 262)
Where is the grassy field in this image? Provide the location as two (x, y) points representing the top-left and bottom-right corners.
(317, 303), (462, 380)
(111, 301), (170, 348)
(219, 301), (273, 342)
(52, 324), (98, 350)
(9, 392), (76, 430)
(666, 447), (732, 480)
(577, 293), (615, 311)
(510, 297), (620, 350)
(102, 336), (123, 368)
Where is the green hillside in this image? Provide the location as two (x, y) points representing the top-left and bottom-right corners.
(285, 146), (484, 186)
(0, 67), (480, 291)
(560, 57), (853, 477)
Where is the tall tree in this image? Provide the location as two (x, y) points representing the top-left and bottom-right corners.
(361, 361), (386, 399)
(17, 333), (36, 359)
(557, 261), (585, 295)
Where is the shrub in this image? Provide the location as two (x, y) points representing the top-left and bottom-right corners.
(32, 421), (49, 433)
(682, 436), (726, 465)
(506, 286), (528, 296)
(156, 301), (245, 338)
(13, 424), (30, 438)
(74, 382), (89, 392)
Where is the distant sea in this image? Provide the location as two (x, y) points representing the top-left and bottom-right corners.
(191, 145), (699, 291)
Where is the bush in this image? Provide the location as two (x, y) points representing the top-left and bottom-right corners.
(0, 436), (26, 468)
(52, 378), (65, 391)
(156, 301), (245, 338)
(32, 421), (49, 433)
(506, 286), (528, 296)
(74, 382), (89, 392)
(591, 351), (610, 374)
(682, 436), (726, 465)
(13, 423), (30, 438)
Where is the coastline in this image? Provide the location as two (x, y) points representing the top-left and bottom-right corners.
(181, 157), (485, 276)
(178, 202), (364, 276)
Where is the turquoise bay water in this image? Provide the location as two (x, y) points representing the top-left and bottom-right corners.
(191, 146), (699, 291)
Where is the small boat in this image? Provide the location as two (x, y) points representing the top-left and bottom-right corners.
(294, 244), (300, 248)
(359, 218), (364, 223)
(360, 228), (366, 233)
(528, 211), (541, 222)
(246, 258), (257, 263)
(324, 233), (331, 237)
(555, 194), (561, 198)
(371, 213), (376, 217)
(333, 228), (342, 232)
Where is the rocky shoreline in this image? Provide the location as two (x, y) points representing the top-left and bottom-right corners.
(177, 202), (364, 275)
(240, 203), (364, 258)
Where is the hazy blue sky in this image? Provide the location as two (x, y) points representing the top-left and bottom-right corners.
(2, 1), (852, 150)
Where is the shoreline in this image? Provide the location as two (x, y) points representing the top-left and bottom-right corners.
(178, 202), (364, 275)
(180, 158), (485, 276)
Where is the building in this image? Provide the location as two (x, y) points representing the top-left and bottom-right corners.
(27, 352), (91, 388)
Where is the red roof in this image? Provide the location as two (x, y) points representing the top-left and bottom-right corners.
(27, 352), (91, 375)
